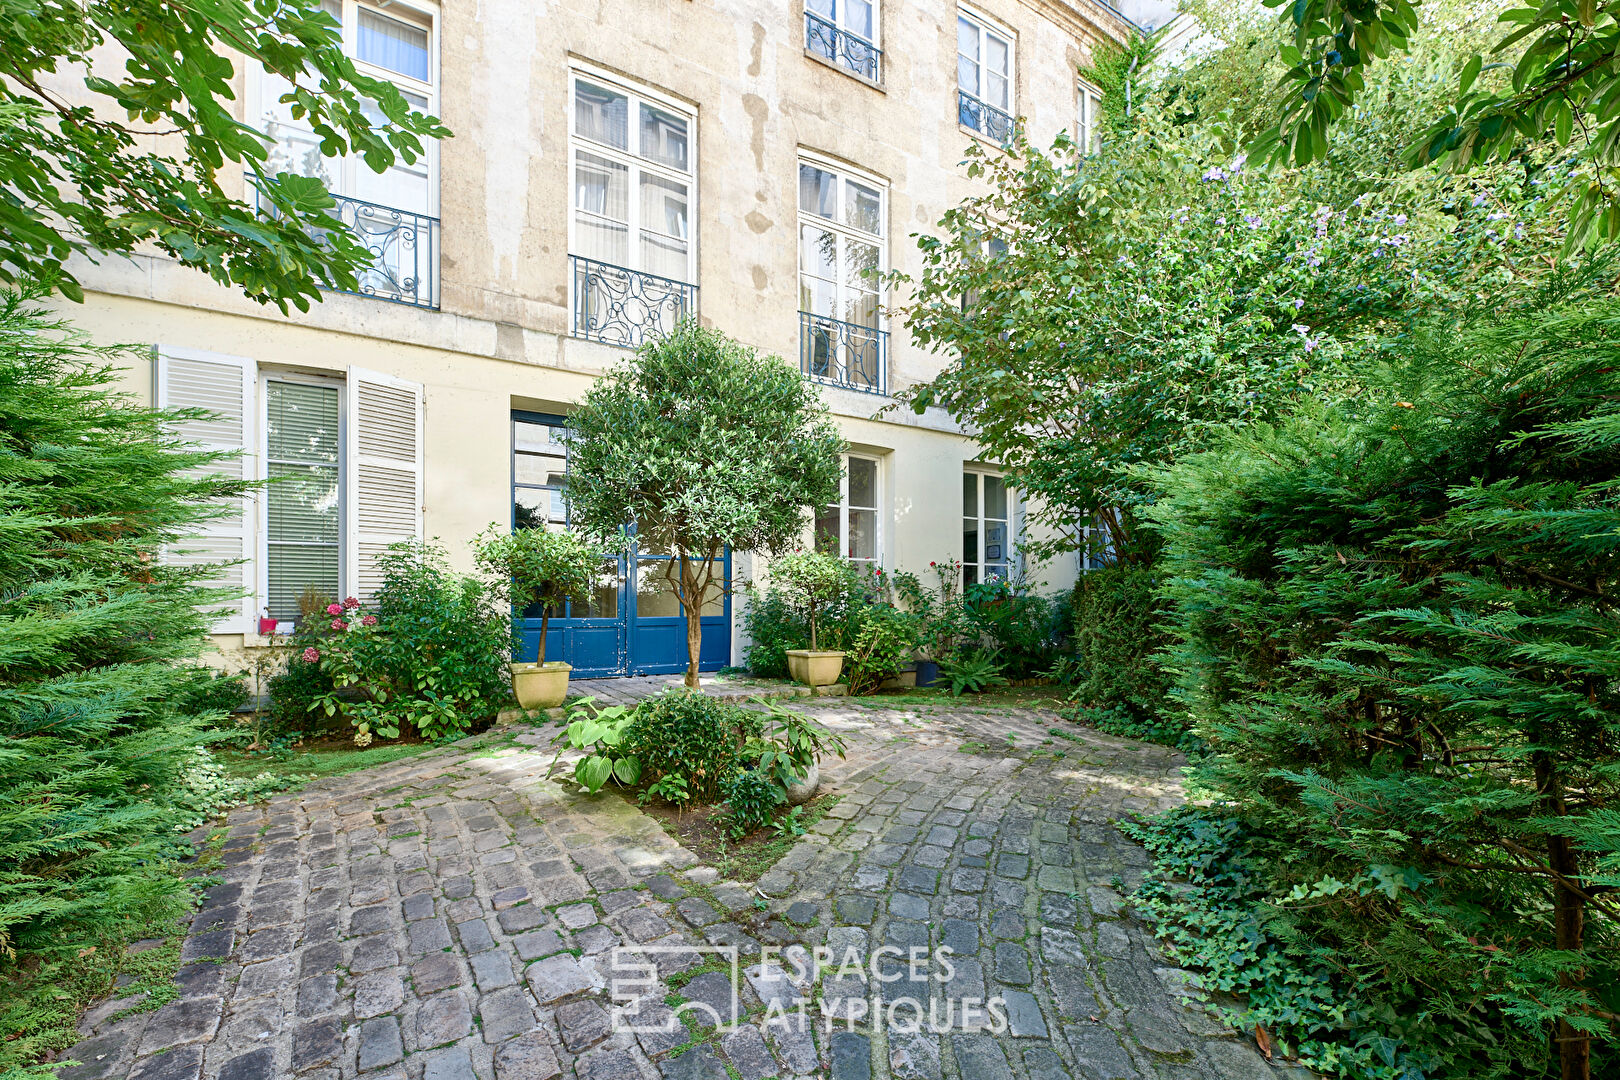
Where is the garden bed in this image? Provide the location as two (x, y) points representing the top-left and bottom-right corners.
(625, 789), (842, 883)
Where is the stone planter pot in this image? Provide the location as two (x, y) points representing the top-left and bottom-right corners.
(786, 649), (845, 687)
(785, 760), (819, 806)
(511, 661), (571, 709)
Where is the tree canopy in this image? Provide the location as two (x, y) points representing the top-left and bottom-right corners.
(0, 0), (447, 308)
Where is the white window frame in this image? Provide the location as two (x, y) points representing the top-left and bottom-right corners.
(1077, 78), (1103, 153)
(566, 64), (699, 286)
(816, 453), (883, 569)
(796, 151), (887, 323)
(258, 370), (347, 627)
(805, 0), (883, 82)
(956, 6), (1015, 132)
(962, 467), (1016, 587)
(249, 0), (440, 216)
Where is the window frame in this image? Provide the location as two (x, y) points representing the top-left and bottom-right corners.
(796, 151), (888, 329)
(804, 0), (883, 83)
(961, 466), (1016, 588)
(1076, 78), (1103, 153)
(258, 369), (347, 626)
(956, 6), (1016, 135)
(816, 452), (883, 569)
(566, 65), (699, 288)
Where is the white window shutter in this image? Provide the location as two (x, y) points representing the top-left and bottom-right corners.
(346, 368), (424, 602)
(154, 345), (257, 633)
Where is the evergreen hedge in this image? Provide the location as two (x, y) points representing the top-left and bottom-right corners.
(1145, 301), (1620, 1078)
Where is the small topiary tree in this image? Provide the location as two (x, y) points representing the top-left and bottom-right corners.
(768, 550), (850, 652)
(473, 524), (598, 664)
(565, 320), (846, 687)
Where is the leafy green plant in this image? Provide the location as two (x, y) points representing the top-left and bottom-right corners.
(843, 604), (919, 695)
(1067, 563), (1178, 739)
(746, 699), (848, 789)
(549, 698), (641, 793)
(938, 651), (1008, 697)
(721, 768), (785, 839)
(641, 774), (690, 807)
(473, 524), (599, 663)
(767, 550), (851, 652)
(623, 690), (761, 804)
(771, 805), (809, 838)
(741, 584), (807, 678)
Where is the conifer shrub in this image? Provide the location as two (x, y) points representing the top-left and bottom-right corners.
(0, 293), (253, 1070)
(1068, 563), (1181, 743)
(1145, 301), (1620, 1079)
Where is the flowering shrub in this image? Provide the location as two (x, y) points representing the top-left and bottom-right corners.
(312, 542), (512, 744)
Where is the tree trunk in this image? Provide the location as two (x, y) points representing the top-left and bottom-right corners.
(1536, 751), (1590, 1080)
(536, 609), (549, 664)
(678, 551), (703, 689)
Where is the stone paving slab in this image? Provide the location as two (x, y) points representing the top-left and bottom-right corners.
(57, 690), (1307, 1080)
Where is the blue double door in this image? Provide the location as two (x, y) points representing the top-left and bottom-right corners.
(511, 412), (730, 677)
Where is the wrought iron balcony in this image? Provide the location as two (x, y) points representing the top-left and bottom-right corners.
(805, 11), (882, 83)
(570, 255), (698, 349)
(800, 311), (887, 395)
(958, 90), (1015, 144)
(256, 187), (440, 309)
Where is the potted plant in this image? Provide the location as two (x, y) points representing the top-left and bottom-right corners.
(474, 524), (599, 709)
(770, 550), (851, 687)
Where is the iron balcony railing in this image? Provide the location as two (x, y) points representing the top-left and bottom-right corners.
(958, 90), (1015, 144)
(569, 254), (698, 349)
(800, 311), (887, 395)
(805, 11), (882, 83)
(256, 187), (440, 309)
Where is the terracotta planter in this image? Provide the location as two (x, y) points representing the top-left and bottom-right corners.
(510, 661), (571, 709)
(785, 760), (819, 806)
(786, 649), (845, 687)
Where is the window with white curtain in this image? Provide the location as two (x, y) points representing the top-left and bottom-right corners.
(957, 9), (1014, 138)
(816, 454), (881, 569)
(963, 469), (1014, 587)
(1077, 79), (1103, 152)
(264, 377), (343, 620)
(569, 73), (695, 284)
(797, 159), (884, 331)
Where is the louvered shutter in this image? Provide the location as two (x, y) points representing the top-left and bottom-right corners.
(154, 345), (257, 632)
(346, 368), (424, 602)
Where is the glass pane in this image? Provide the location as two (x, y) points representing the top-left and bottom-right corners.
(515, 420), (567, 454)
(574, 151), (628, 219)
(801, 225), (838, 279)
(801, 277), (836, 317)
(808, 0), (834, 14)
(639, 104), (689, 171)
(987, 33), (1009, 78)
(962, 472), (978, 517)
(576, 80), (629, 148)
(266, 382), (339, 464)
(846, 182), (881, 235)
(848, 508), (876, 561)
(639, 175), (690, 278)
(513, 487), (566, 530)
(985, 474), (1008, 520)
(799, 164), (837, 218)
(815, 505), (840, 555)
(267, 543), (340, 621)
(566, 557), (621, 618)
(984, 521), (1008, 563)
(268, 462), (340, 543)
(513, 451), (566, 486)
(848, 457), (877, 509)
(988, 71), (1009, 111)
(963, 517), (979, 565)
(957, 18), (979, 61)
(357, 8), (429, 82)
(846, 0), (873, 39)
(846, 289), (879, 329)
(844, 240), (878, 287)
(636, 559), (681, 617)
(985, 563), (1007, 581)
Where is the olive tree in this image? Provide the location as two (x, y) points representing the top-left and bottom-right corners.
(564, 321), (845, 687)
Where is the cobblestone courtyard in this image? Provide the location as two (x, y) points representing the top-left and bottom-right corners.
(61, 694), (1290, 1080)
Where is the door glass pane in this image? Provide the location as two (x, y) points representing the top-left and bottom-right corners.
(844, 240), (878, 288)
(639, 104), (689, 171)
(801, 277), (837, 317)
(848, 457), (877, 509)
(815, 505), (840, 554)
(987, 71), (1009, 111)
(801, 226), (838, 278)
(985, 474), (1007, 520)
(846, 289), (879, 329)
(962, 472), (978, 517)
(987, 33), (1009, 78)
(357, 8), (429, 82)
(574, 154), (629, 264)
(267, 382), (340, 464)
(963, 517), (979, 566)
(639, 174), (689, 280)
(845, 182), (881, 235)
(957, 18), (979, 92)
(576, 81), (629, 148)
(808, 0), (834, 15)
(848, 508), (877, 561)
(267, 544), (341, 621)
(847, 0), (873, 39)
(636, 560), (682, 617)
(566, 557), (621, 618)
(984, 521), (1007, 564)
(799, 164), (838, 218)
(266, 381), (341, 621)
(268, 463), (340, 543)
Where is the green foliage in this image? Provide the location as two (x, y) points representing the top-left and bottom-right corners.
(170, 667), (248, 718)
(312, 542), (512, 743)
(267, 641), (334, 732)
(762, 550), (850, 653)
(551, 698), (641, 794)
(0, 292), (256, 1071)
(473, 524), (599, 664)
(1068, 565), (1177, 739)
(721, 768), (784, 839)
(938, 651), (1008, 697)
(0, 0), (448, 308)
(843, 604), (920, 696)
(960, 578), (1063, 678)
(741, 585), (805, 678)
(622, 691), (762, 805)
(745, 698), (847, 789)
(1147, 298), (1620, 1078)
(1077, 30), (1158, 136)
(565, 320), (845, 685)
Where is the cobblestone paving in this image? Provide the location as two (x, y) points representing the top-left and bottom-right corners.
(59, 695), (1295, 1080)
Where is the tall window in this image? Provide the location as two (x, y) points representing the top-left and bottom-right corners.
(957, 10), (1013, 141)
(510, 414), (619, 619)
(569, 72), (697, 347)
(798, 158), (886, 391)
(1076, 80), (1103, 153)
(816, 455), (880, 569)
(806, 0), (882, 82)
(264, 378), (342, 620)
(963, 470), (1013, 587)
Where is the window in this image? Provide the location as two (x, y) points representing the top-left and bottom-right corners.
(963, 470), (1013, 586)
(569, 72), (697, 347)
(1077, 80), (1103, 153)
(816, 455), (881, 568)
(957, 10), (1013, 141)
(798, 157), (887, 392)
(512, 416), (570, 532)
(806, 0), (882, 83)
(263, 377), (343, 620)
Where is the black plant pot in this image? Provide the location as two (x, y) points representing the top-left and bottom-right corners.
(915, 660), (940, 688)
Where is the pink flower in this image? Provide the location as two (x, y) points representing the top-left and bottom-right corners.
(302, 646), (320, 663)
(362, 614), (378, 626)
(331, 619), (345, 631)
(326, 602), (343, 616)
(343, 597), (359, 609)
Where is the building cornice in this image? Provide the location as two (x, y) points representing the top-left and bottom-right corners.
(1025, 0), (1138, 45)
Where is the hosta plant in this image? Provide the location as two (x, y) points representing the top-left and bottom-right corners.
(549, 698), (642, 793)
